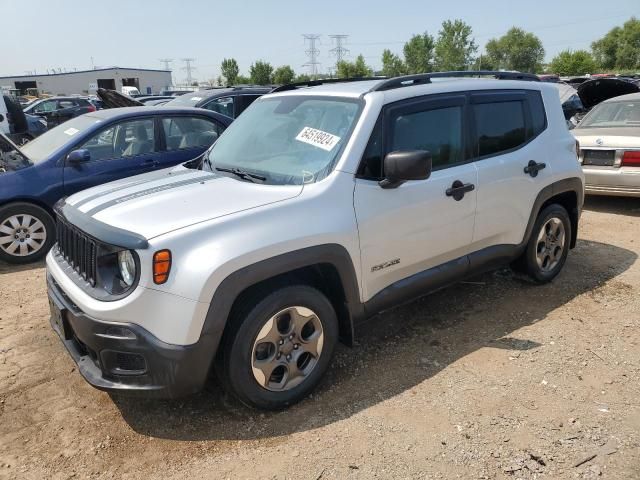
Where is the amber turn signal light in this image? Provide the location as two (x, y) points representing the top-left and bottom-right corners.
(153, 250), (172, 284)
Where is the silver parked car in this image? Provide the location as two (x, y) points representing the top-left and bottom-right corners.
(573, 92), (640, 197)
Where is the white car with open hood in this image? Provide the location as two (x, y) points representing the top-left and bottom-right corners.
(46, 72), (584, 409)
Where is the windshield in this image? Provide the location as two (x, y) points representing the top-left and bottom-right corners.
(579, 100), (640, 128)
(21, 115), (101, 163)
(203, 96), (361, 185)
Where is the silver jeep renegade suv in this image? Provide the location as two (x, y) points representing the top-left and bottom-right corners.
(47, 72), (584, 409)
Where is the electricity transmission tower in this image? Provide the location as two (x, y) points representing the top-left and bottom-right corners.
(159, 58), (173, 71)
(302, 34), (321, 79)
(181, 58), (196, 85)
(329, 34), (349, 70)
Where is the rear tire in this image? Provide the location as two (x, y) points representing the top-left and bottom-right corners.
(0, 203), (55, 264)
(219, 285), (339, 410)
(520, 204), (571, 283)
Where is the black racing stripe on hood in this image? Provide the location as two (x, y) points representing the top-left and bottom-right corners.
(85, 173), (220, 216)
(72, 168), (197, 209)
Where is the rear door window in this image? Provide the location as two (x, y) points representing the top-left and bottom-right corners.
(162, 117), (223, 150)
(472, 99), (527, 158)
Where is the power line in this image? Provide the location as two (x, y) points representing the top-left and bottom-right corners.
(302, 34), (321, 79)
(329, 34), (350, 67)
(181, 58), (196, 85)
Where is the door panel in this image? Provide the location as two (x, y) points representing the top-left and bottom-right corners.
(355, 164), (478, 301)
(354, 95), (477, 302)
(471, 91), (552, 248)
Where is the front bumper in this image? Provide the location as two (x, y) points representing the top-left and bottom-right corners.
(583, 167), (640, 197)
(47, 273), (214, 398)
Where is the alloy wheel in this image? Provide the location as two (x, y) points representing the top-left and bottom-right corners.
(535, 217), (566, 273)
(251, 306), (324, 392)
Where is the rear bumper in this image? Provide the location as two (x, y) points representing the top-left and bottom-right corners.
(583, 166), (640, 197)
(47, 273), (215, 398)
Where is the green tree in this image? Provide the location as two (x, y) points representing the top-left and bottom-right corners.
(403, 33), (435, 73)
(249, 60), (274, 85)
(483, 27), (544, 73)
(336, 54), (373, 78)
(549, 50), (598, 76)
(381, 49), (406, 77)
(434, 19), (478, 70)
(273, 65), (296, 85)
(236, 74), (251, 84)
(295, 73), (312, 82)
(592, 18), (640, 70)
(220, 58), (239, 85)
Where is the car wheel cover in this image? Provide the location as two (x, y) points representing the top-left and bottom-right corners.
(535, 217), (565, 273)
(0, 214), (47, 257)
(251, 306), (324, 392)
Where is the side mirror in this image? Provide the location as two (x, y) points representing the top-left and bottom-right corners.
(379, 150), (432, 189)
(67, 149), (91, 164)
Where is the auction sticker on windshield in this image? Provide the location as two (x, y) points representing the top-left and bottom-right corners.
(295, 127), (341, 151)
(63, 127), (79, 136)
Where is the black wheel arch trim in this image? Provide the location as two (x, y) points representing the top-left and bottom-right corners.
(521, 177), (583, 250)
(201, 244), (363, 359)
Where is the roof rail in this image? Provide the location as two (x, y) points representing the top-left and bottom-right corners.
(371, 70), (540, 92)
(271, 77), (387, 93)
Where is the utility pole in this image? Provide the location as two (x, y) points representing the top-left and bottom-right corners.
(329, 34), (349, 73)
(181, 58), (196, 85)
(302, 34), (321, 79)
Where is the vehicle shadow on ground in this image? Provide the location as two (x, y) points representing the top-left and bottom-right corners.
(583, 195), (640, 217)
(0, 259), (45, 275)
(113, 239), (636, 441)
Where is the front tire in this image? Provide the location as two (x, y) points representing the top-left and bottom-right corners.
(0, 203), (55, 264)
(521, 204), (571, 283)
(220, 285), (339, 410)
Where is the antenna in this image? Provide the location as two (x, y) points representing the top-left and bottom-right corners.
(181, 58), (196, 85)
(302, 34), (321, 79)
(329, 35), (349, 69)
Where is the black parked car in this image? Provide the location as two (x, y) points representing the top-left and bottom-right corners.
(23, 97), (96, 128)
(163, 86), (272, 118)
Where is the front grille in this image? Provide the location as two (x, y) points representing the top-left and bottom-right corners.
(56, 216), (98, 286)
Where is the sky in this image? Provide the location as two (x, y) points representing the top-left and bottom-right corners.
(3, 0), (639, 83)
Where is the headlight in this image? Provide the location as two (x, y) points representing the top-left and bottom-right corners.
(118, 250), (136, 286)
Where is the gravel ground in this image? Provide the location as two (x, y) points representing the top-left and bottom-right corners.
(0, 195), (639, 480)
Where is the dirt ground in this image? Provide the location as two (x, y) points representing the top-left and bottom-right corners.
(0, 196), (639, 480)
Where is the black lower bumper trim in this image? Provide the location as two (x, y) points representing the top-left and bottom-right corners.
(47, 273), (215, 398)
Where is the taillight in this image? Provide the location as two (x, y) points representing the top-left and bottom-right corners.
(622, 151), (640, 167)
(153, 250), (172, 284)
(86, 104), (96, 112)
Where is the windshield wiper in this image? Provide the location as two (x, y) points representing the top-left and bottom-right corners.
(215, 167), (266, 183)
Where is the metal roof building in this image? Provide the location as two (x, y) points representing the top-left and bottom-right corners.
(0, 67), (172, 96)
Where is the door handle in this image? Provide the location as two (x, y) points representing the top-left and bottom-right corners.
(524, 160), (546, 178)
(446, 180), (475, 201)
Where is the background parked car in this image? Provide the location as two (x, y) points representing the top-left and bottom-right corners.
(573, 92), (640, 198)
(136, 96), (176, 104)
(23, 97), (96, 128)
(0, 106), (232, 263)
(163, 86), (272, 118)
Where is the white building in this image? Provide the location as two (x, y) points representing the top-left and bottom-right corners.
(0, 67), (172, 96)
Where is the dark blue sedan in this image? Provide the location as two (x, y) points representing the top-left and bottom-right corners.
(0, 107), (231, 263)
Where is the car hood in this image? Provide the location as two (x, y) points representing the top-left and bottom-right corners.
(577, 78), (640, 110)
(63, 166), (303, 240)
(97, 88), (144, 108)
